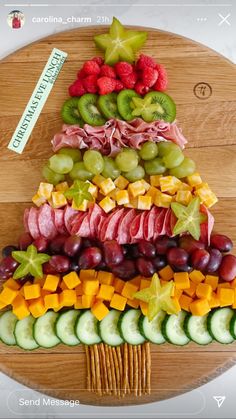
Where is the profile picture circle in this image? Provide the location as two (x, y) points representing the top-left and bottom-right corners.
(7, 10), (25, 29)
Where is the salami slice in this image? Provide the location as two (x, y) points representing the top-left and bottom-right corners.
(117, 209), (136, 244)
(161, 208), (172, 237)
(64, 205), (78, 234)
(130, 212), (146, 243)
(71, 212), (87, 235)
(38, 204), (57, 239)
(200, 205), (214, 245)
(99, 217), (110, 242)
(54, 208), (67, 235)
(104, 208), (125, 241)
(143, 206), (160, 241)
(23, 208), (30, 233)
(77, 214), (91, 237)
(28, 207), (40, 239)
(154, 208), (167, 240)
(89, 204), (105, 238)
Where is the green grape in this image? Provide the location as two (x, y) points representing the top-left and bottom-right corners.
(124, 165), (145, 182)
(58, 147), (82, 162)
(83, 150), (104, 175)
(163, 149), (184, 169)
(158, 141), (180, 157)
(115, 148), (139, 172)
(139, 141), (158, 160)
(144, 157), (166, 175)
(169, 157), (196, 178)
(69, 162), (93, 181)
(49, 154), (74, 174)
(102, 157), (121, 180)
(42, 163), (65, 185)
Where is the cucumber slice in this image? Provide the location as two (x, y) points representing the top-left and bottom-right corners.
(162, 311), (190, 346)
(55, 309), (80, 346)
(14, 315), (39, 350)
(184, 313), (212, 345)
(208, 307), (234, 344)
(0, 311), (18, 346)
(118, 309), (145, 345)
(75, 310), (101, 345)
(139, 311), (166, 344)
(33, 311), (60, 348)
(230, 312), (236, 339)
(98, 309), (124, 346)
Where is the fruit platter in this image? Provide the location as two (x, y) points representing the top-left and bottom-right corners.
(0, 19), (236, 405)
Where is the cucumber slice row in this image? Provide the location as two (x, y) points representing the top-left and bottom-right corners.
(0, 311), (18, 346)
(55, 309), (80, 346)
(98, 309), (124, 346)
(208, 307), (234, 344)
(162, 311), (190, 346)
(75, 310), (101, 345)
(118, 309), (145, 345)
(33, 311), (60, 348)
(139, 311), (166, 344)
(184, 313), (212, 345)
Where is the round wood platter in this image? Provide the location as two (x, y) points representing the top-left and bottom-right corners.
(0, 26), (236, 406)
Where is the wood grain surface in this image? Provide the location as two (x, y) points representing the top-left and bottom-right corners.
(0, 26), (236, 406)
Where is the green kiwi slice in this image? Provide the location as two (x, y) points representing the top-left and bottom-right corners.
(61, 97), (84, 126)
(142, 92), (176, 123)
(117, 89), (140, 121)
(98, 93), (121, 119)
(78, 94), (106, 126)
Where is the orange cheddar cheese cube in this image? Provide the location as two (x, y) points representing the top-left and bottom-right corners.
(91, 301), (109, 321)
(170, 297), (181, 313)
(60, 280), (69, 291)
(97, 271), (115, 286)
(140, 301), (148, 316)
(179, 294), (193, 312)
(44, 293), (60, 309)
(34, 277), (45, 287)
(0, 287), (18, 305)
(74, 296), (83, 309)
(189, 298), (211, 316)
(110, 293), (127, 311)
(196, 283), (212, 300)
(216, 283), (231, 297)
(121, 282), (139, 300)
(3, 278), (20, 291)
(63, 272), (81, 289)
(24, 284), (41, 300)
(219, 287), (234, 307)
(184, 280), (196, 298)
(80, 269), (97, 281)
(12, 297), (30, 320)
(230, 278), (236, 288)
(43, 275), (60, 292)
(83, 279), (99, 296)
(174, 272), (190, 290)
(209, 292), (220, 308)
(205, 275), (219, 291)
(75, 283), (83, 295)
(129, 276), (142, 287)
(29, 297), (47, 318)
(82, 294), (95, 309)
(59, 289), (76, 306)
(189, 270), (205, 284)
(159, 265), (174, 281)
(174, 288), (183, 300)
(97, 284), (114, 301)
(127, 298), (140, 309)
(140, 279), (151, 290)
(114, 278), (125, 294)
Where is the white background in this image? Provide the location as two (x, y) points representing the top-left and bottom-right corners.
(0, 0), (235, 418)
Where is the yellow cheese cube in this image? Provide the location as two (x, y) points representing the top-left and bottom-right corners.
(87, 181), (98, 198)
(97, 271), (115, 286)
(154, 191), (172, 208)
(38, 182), (54, 200)
(116, 190), (130, 205)
(0, 287), (18, 305)
(124, 195), (138, 208)
(12, 296), (30, 320)
(92, 174), (106, 187)
(51, 191), (67, 208)
(195, 186), (218, 208)
(24, 284), (41, 300)
(43, 275), (60, 292)
(3, 278), (21, 291)
(110, 293), (127, 311)
(187, 172), (202, 187)
(59, 289), (76, 306)
(128, 181), (146, 198)
(82, 294), (95, 309)
(83, 279), (99, 296)
(175, 190), (192, 205)
(114, 175), (129, 190)
(44, 293), (60, 309)
(178, 182), (192, 191)
(137, 195), (152, 210)
(32, 193), (46, 207)
(97, 284), (115, 301)
(159, 176), (181, 195)
(91, 301), (109, 321)
(29, 297), (47, 318)
(72, 199), (89, 211)
(107, 187), (120, 200)
(63, 272), (81, 289)
(55, 182), (69, 192)
(140, 179), (150, 192)
(100, 178), (116, 195)
(99, 196), (116, 213)
(146, 186), (158, 203)
(150, 175), (162, 187)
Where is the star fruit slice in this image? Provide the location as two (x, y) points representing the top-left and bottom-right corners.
(12, 244), (50, 279)
(171, 196), (206, 241)
(64, 180), (93, 208)
(131, 96), (165, 122)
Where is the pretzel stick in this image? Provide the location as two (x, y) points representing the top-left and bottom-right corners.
(145, 342), (151, 395)
(104, 344), (112, 394)
(98, 344), (104, 394)
(100, 343), (109, 394)
(94, 344), (102, 395)
(108, 346), (117, 395)
(123, 343), (129, 395)
(128, 344), (134, 393)
(112, 347), (120, 397)
(90, 346), (96, 391)
(133, 346), (138, 396)
(141, 344), (146, 394)
(117, 346), (124, 397)
(137, 345), (142, 396)
(85, 346), (91, 391)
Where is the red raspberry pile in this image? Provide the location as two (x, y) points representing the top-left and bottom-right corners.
(69, 54), (168, 97)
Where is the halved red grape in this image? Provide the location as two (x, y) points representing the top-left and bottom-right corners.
(219, 254), (236, 282)
(48, 255), (70, 273)
(138, 241), (156, 259)
(136, 258), (155, 277)
(179, 235), (205, 254)
(2, 245), (18, 258)
(155, 236), (177, 255)
(191, 249), (210, 271)
(167, 248), (188, 267)
(79, 247), (102, 269)
(210, 234), (233, 253)
(18, 232), (33, 250)
(152, 255), (167, 270)
(206, 248), (222, 273)
(103, 241), (124, 267)
(111, 260), (137, 280)
(50, 235), (68, 254)
(64, 236), (82, 257)
(33, 237), (49, 253)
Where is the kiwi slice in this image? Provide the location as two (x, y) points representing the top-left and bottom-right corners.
(142, 92), (176, 123)
(117, 89), (140, 121)
(98, 93), (121, 120)
(78, 94), (106, 126)
(61, 97), (84, 126)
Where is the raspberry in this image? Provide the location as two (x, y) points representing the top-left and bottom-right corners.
(82, 60), (101, 76)
(69, 80), (86, 97)
(136, 54), (156, 70)
(141, 67), (158, 87)
(92, 56), (104, 66)
(77, 68), (87, 79)
(99, 64), (116, 79)
(121, 72), (137, 89)
(134, 81), (149, 95)
(82, 75), (98, 93)
(114, 79), (124, 92)
(153, 64), (168, 91)
(114, 61), (133, 77)
(97, 76), (116, 95)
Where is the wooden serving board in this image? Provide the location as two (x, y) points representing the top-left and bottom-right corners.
(0, 26), (236, 406)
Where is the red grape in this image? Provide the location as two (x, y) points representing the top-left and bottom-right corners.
(191, 249), (210, 271)
(152, 256), (167, 270)
(136, 258), (155, 277)
(126, 245), (142, 259)
(210, 234), (233, 253)
(18, 232), (33, 250)
(179, 235), (205, 254)
(206, 248), (222, 273)
(43, 261), (57, 275)
(82, 238), (98, 248)
(2, 245), (18, 258)
(64, 236), (82, 257)
(33, 237), (49, 252)
(173, 264), (192, 273)
(167, 248), (188, 267)
(50, 235), (68, 254)
(155, 236), (177, 255)
(79, 247), (102, 269)
(48, 255), (70, 273)
(1, 256), (19, 273)
(70, 259), (80, 273)
(103, 241), (124, 267)
(219, 254), (236, 282)
(111, 260), (137, 280)
(138, 241), (156, 259)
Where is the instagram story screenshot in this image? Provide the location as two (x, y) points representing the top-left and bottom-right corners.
(0, 0), (235, 418)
